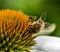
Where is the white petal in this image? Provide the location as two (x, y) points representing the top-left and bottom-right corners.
(33, 36), (60, 52)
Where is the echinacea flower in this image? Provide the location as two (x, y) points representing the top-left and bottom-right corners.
(0, 9), (56, 52)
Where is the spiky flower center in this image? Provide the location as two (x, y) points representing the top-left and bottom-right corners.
(0, 9), (36, 52)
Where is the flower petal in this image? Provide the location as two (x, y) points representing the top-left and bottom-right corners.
(32, 36), (60, 52)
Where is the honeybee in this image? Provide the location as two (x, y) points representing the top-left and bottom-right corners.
(24, 11), (49, 34)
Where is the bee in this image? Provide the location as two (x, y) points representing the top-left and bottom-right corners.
(28, 16), (45, 34)
(24, 11), (49, 34)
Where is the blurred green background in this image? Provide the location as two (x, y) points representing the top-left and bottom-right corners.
(0, 0), (60, 36)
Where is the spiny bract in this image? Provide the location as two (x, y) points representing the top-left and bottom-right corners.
(0, 9), (37, 52)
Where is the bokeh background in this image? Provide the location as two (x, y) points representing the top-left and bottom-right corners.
(0, 0), (60, 36)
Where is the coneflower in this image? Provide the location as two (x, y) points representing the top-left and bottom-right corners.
(0, 9), (56, 52)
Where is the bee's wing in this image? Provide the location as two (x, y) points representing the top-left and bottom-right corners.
(40, 11), (47, 21)
(23, 11), (47, 22)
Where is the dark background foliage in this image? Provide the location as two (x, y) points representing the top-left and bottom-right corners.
(0, 0), (60, 36)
